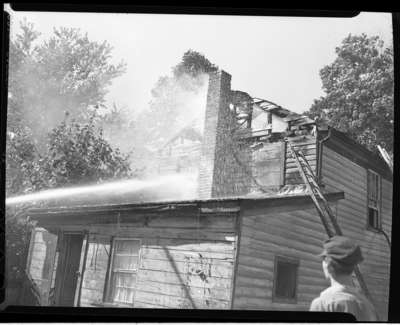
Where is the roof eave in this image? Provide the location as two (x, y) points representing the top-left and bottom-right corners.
(26, 191), (345, 221)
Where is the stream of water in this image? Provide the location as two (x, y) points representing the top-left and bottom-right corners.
(6, 173), (198, 206)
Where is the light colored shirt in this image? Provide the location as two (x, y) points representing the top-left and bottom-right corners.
(310, 284), (378, 321)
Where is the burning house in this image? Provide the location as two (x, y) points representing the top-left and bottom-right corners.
(11, 70), (392, 319)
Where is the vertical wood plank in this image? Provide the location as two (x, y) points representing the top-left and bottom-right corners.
(230, 213), (242, 309)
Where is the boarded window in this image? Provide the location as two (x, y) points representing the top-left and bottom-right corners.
(273, 256), (299, 303)
(106, 239), (140, 306)
(367, 169), (381, 230)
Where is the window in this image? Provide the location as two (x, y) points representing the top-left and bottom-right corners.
(273, 256), (299, 303)
(367, 169), (381, 230)
(106, 239), (140, 306)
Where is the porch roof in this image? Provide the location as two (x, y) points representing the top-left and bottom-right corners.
(26, 190), (344, 224)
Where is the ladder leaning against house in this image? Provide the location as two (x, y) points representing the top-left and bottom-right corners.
(285, 140), (373, 303)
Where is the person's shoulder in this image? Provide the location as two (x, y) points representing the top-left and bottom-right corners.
(319, 286), (340, 299)
(310, 296), (323, 311)
(313, 287), (353, 309)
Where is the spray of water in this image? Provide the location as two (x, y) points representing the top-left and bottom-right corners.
(6, 173), (198, 206)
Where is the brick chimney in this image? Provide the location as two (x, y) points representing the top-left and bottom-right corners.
(198, 70), (251, 199)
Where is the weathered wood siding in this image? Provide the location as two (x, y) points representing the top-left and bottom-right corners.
(233, 205), (334, 310)
(285, 135), (317, 185)
(57, 211), (238, 309)
(320, 146), (392, 320)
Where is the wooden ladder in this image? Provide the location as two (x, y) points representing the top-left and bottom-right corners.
(285, 140), (373, 302)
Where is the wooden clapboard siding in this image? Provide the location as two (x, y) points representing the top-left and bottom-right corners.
(76, 212), (238, 309)
(320, 146), (392, 320)
(233, 205), (332, 311)
(134, 290), (230, 309)
(381, 179), (392, 237)
(284, 136), (318, 185)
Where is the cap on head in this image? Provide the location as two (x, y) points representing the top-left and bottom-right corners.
(319, 236), (363, 266)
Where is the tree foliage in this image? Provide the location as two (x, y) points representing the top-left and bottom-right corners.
(43, 116), (133, 187)
(7, 116), (133, 195)
(7, 19), (131, 195)
(173, 49), (218, 79)
(305, 34), (394, 154)
(8, 18), (126, 150)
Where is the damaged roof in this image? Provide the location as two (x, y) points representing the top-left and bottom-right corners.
(252, 97), (315, 126)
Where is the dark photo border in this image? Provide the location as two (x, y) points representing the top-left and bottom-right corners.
(0, 4), (398, 322)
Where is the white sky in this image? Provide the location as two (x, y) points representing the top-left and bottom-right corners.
(6, 6), (393, 114)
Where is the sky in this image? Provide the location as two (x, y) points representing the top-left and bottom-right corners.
(6, 7), (393, 115)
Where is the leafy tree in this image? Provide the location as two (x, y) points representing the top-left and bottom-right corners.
(42, 116), (132, 187)
(6, 115), (133, 196)
(8, 18), (126, 151)
(305, 34), (394, 154)
(173, 49), (218, 79)
(6, 127), (39, 195)
(7, 18), (130, 196)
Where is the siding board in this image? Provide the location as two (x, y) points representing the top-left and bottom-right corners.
(233, 204), (328, 311)
(78, 212), (237, 309)
(320, 146), (392, 320)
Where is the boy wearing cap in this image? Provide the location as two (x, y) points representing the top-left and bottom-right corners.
(310, 236), (378, 321)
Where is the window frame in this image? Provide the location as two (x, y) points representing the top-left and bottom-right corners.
(366, 169), (382, 232)
(105, 237), (142, 307)
(272, 255), (299, 304)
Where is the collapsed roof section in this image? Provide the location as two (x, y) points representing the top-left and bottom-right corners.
(230, 91), (316, 142)
(158, 82), (315, 150)
(240, 95), (315, 127)
(252, 97), (315, 127)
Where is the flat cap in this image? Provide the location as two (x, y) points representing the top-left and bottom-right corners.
(319, 236), (363, 266)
